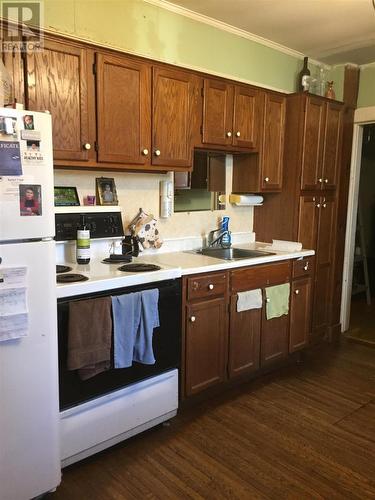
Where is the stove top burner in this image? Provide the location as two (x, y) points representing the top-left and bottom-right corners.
(102, 256), (133, 264)
(56, 273), (89, 283)
(56, 265), (73, 274)
(118, 263), (162, 273)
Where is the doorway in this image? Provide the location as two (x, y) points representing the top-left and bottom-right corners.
(341, 108), (375, 346)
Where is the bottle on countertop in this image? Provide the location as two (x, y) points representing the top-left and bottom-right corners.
(76, 215), (90, 264)
(298, 57), (311, 92)
(220, 216), (231, 248)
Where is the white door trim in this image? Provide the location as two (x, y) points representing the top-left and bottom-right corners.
(340, 106), (375, 332)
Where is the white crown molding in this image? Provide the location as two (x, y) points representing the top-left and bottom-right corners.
(142, 0), (327, 67)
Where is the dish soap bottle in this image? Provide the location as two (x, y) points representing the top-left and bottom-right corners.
(220, 216), (231, 248)
(76, 215), (90, 264)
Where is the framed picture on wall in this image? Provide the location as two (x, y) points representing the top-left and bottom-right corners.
(96, 177), (118, 205)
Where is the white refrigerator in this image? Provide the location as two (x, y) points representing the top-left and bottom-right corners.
(0, 108), (61, 499)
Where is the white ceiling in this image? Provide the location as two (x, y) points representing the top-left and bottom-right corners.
(164, 0), (375, 65)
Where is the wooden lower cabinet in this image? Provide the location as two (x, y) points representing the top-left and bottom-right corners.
(289, 277), (312, 352)
(185, 297), (227, 396)
(260, 310), (289, 367)
(183, 259), (313, 399)
(228, 296), (261, 378)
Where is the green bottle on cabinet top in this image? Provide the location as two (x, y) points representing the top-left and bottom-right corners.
(298, 57), (311, 92)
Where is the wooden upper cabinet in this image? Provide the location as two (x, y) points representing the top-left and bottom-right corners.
(202, 78), (233, 146)
(152, 67), (197, 168)
(96, 53), (151, 165)
(232, 85), (260, 149)
(26, 39), (90, 162)
(322, 102), (342, 190)
(300, 96), (325, 190)
(2, 49), (25, 105)
(261, 92), (286, 191)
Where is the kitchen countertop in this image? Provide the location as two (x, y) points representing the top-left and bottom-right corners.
(56, 242), (314, 299)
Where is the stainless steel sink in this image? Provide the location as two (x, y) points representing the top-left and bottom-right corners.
(193, 247), (276, 260)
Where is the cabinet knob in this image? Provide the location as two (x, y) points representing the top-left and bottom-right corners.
(318, 178), (323, 183)
(294, 289), (300, 295)
(208, 283), (214, 290)
(264, 177), (270, 183)
(266, 298), (270, 303)
(324, 178), (329, 183)
(316, 203), (321, 208)
(226, 131), (232, 137)
(142, 148), (149, 156)
(83, 143), (91, 150)
(322, 203), (327, 208)
(190, 316), (196, 323)
(303, 263), (309, 271)
(154, 149), (161, 156)
(236, 131), (241, 137)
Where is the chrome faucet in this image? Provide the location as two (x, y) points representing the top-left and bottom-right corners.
(207, 217), (231, 248)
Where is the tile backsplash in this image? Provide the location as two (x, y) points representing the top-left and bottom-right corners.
(54, 156), (253, 240)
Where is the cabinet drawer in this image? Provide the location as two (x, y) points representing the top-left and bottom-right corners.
(231, 261), (291, 292)
(292, 256), (315, 278)
(187, 272), (227, 300)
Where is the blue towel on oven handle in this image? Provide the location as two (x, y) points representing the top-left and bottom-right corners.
(112, 292), (141, 369)
(133, 288), (159, 365)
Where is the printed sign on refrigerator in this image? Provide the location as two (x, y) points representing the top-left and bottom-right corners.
(0, 266), (28, 341)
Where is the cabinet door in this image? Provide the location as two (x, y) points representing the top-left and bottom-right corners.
(300, 96), (325, 190)
(185, 298), (227, 396)
(2, 48), (25, 105)
(152, 67), (197, 168)
(261, 92), (286, 191)
(96, 53), (151, 165)
(322, 101), (342, 190)
(289, 278), (311, 352)
(261, 305), (289, 367)
(26, 39), (90, 161)
(312, 195), (336, 335)
(228, 295), (261, 378)
(232, 85), (260, 149)
(202, 78), (233, 146)
(297, 195), (319, 250)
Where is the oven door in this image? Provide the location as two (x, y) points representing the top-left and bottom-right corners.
(58, 279), (181, 411)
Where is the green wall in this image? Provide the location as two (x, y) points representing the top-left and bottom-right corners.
(358, 65), (375, 108)
(41, 0), (306, 93)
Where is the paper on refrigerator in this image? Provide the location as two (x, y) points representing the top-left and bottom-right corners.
(0, 266), (28, 341)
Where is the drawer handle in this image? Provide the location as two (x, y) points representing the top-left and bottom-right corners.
(190, 316), (196, 323)
(294, 289), (300, 295)
(304, 263), (309, 271)
(208, 283), (214, 290)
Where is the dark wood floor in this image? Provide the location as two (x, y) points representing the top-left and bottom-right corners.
(49, 340), (375, 499)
